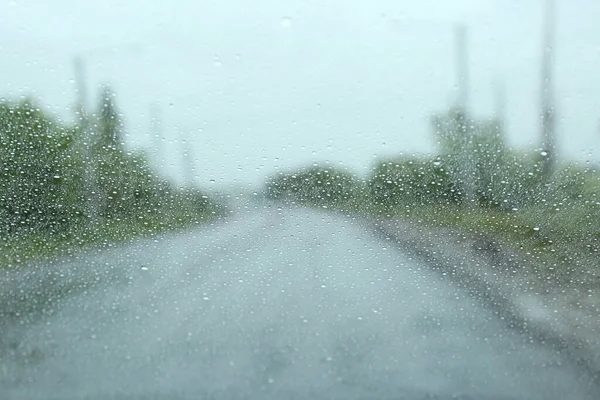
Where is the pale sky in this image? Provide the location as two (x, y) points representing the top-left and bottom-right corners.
(1, 0), (599, 187)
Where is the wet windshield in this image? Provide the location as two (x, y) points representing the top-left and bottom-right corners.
(2, 1), (600, 399)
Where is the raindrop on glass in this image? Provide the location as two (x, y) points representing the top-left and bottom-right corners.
(281, 16), (293, 28)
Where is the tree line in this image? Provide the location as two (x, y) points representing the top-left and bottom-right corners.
(264, 108), (594, 216)
(263, 107), (600, 279)
(0, 87), (220, 262)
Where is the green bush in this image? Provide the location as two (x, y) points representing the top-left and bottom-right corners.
(265, 164), (359, 209)
(0, 93), (222, 268)
(0, 100), (84, 236)
(368, 157), (461, 213)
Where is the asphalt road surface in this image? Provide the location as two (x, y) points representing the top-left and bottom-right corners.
(1, 204), (599, 399)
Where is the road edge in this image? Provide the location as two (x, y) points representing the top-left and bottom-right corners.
(368, 216), (600, 386)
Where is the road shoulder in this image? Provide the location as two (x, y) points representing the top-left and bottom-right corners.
(371, 216), (600, 384)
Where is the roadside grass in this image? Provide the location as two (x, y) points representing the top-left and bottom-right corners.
(371, 202), (600, 286)
(0, 209), (222, 270)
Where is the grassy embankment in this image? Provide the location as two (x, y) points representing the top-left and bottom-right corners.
(0, 204), (225, 270)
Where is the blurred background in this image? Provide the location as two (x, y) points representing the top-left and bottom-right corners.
(2, 0), (599, 188)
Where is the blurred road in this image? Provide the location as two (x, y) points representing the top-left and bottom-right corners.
(1, 204), (599, 399)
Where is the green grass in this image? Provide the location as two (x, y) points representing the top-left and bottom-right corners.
(371, 202), (600, 286)
(0, 209), (222, 270)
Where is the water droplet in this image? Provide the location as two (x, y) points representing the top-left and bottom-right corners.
(533, 227), (540, 231)
(213, 58), (222, 67)
(540, 150), (548, 156)
(141, 266), (148, 271)
(209, 179), (216, 184)
(281, 16), (293, 28)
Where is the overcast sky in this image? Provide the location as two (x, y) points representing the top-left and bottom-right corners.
(1, 0), (599, 187)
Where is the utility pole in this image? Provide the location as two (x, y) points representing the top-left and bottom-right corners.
(540, 0), (556, 178)
(455, 24), (469, 113)
(494, 76), (507, 136)
(177, 129), (196, 188)
(74, 56), (99, 224)
(454, 23), (475, 204)
(494, 77), (508, 148)
(149, 102), (165, 176)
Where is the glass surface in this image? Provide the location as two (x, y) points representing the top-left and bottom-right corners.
(1, 1), (600, 399)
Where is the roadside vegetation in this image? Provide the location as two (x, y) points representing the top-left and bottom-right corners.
(0, 90), (224, 269)
(264, 108), (600, 285)
(264, 164), (365, 212)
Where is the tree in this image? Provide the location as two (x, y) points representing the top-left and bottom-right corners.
(471, 119), (506, 207)
(431, 108), (476, 203)
(97, 85), (122, 148)
(368, 157), (461, 213)
(92, 86), (131, 219)
(431, 109), (507, 208)
(0, 100), (84, 235)
(264, 164), (358, 209)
